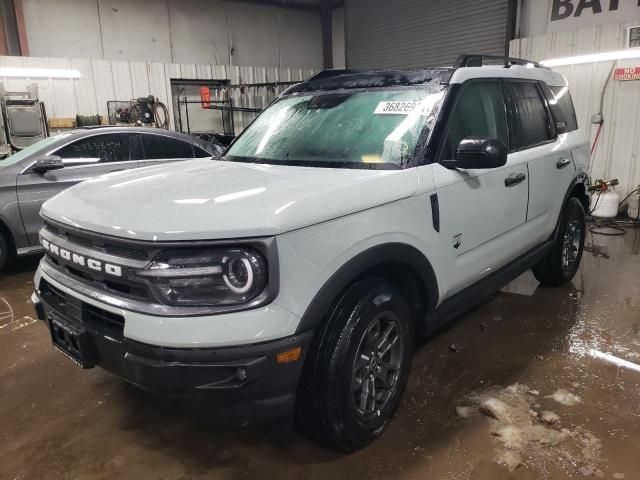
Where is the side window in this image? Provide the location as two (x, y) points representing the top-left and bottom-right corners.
(141, 135), (195, 159)
(56, 133), (131, 164)
(193, 146), (213, 158)
(441, 82), (508, 160)
(508, 82), (554, 150)
(541, 84), (578, 133)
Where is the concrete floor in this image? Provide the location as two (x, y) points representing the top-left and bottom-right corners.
(1, 229), (639, 480)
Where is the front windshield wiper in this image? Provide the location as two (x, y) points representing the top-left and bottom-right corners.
(223, 156), (402, 170)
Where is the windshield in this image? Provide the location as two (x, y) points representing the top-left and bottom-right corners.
(0, 134), (70, 169)
(225, 86), (446, 169)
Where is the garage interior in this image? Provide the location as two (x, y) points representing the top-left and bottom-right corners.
(1, 0), (640, 479)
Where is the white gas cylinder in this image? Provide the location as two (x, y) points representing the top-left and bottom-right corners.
(628, 192), (640, 220)
(590, 191), (619, 218)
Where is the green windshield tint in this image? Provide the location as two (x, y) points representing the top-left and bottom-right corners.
(226, 88), (445, 168)
(0, 135), (68, 168)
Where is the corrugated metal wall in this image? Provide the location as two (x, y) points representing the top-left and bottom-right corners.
(510, 21), (640, 197)
(0, 55), (317, 134)
(345, 0), (510, 69)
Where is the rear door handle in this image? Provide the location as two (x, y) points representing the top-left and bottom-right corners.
(557, 158), (571, 169)
(505, 172), (526, 187)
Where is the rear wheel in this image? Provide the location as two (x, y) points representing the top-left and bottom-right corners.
(297, 278), (414, 452)
(533, 197), (585, 287)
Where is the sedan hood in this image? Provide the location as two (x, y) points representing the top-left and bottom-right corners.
(41, 159), (418, 241)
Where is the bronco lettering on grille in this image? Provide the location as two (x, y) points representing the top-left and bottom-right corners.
(41, 238), (123, 277)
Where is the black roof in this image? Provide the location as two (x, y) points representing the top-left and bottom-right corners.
(285, 54), (544, 93)
(288, 69), (447, 93)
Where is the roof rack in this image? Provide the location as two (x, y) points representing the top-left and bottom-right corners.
(305, 69), (358, 82)
(440, 54), (547, 84)
(453, 54), (546, 69)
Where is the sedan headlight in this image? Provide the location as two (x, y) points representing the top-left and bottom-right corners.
(138, 248), (268, 307)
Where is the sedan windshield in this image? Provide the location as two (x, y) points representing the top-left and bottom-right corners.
(225, 87), (446, 169)
(0, 134), (70, 169)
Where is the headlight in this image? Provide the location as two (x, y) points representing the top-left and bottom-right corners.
(137, 248), (267, 307)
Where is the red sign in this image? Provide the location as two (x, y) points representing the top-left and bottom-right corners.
(199, 86), (211, 108)
(613, 67), (640, 81)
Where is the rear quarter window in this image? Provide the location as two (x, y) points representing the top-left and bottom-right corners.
(541, 84), (578, 133)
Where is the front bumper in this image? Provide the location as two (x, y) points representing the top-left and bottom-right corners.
(32, 280), (314, 426)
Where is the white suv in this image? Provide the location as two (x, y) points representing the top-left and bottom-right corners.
(32, 55), (589, 452)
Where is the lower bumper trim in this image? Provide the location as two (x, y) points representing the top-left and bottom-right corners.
(32, 290), (314, 425)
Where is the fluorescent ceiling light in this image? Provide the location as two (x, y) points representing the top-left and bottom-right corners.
(541, 49), (640, 67)
(0, 67), (82, 79)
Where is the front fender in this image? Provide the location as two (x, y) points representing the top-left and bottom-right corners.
(273, 195), (445, 334)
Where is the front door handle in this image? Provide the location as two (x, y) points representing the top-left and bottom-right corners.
(557, 158), (571, 169)
(505, 172), (526, 187)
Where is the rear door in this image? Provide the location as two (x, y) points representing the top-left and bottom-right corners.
(17, 132), (140, 244)
(432, 80), (529, 296)
(505, 81), (573, 245)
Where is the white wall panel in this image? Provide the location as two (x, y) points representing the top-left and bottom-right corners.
(278, 8), (323, 69)
(511, 21), (640, 196)
(0, 55), (315, 134)
(167, 0), (230, 65)
(20, 0), (325, 69)
(519, 0), (640, 37)
(22, 0), (104, 59)
(97, 0), (173, 63)
(129, 62), (151, 99)
(110, 61), (134, 102)
(90, 59), (116, 120)
(227, 2), (281, 69)
(47, 57), (77, 118)
(70, 58), (99, 115)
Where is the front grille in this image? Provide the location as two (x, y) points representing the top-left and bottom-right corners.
(46, 281), (67, 306)
(40, 278), (125, 339)
(84, 304), (125, 330)
(47, 256), (149, 301)
(44, 221), (149, 261)
(42, 221), (153, 301)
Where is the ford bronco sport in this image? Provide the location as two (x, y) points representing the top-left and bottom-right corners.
(32, 55), (589, 452)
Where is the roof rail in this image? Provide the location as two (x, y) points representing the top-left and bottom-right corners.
(305, 69), (358, 82)
(440, 53), (547, 84)
(453, 54), (546, 69)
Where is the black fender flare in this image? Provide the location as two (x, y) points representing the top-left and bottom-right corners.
(553, 174), (588, 242)
(295, 243), (439, 333)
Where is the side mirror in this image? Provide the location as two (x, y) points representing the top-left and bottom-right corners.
(32, 155), (64, 174)
(442, 137), (507, 170)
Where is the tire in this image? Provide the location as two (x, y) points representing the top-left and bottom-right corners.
(533, 197), (585, 287)
(297, 277), (414, 452)
(0, 232), (9, 273)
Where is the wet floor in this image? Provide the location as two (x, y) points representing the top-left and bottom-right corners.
(1, 229), (640, 480)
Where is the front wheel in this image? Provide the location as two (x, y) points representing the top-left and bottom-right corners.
(297, 278), (414, 452)
(533, 197), (585, 287)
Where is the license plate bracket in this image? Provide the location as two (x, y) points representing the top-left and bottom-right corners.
(49, 314), (95, 369)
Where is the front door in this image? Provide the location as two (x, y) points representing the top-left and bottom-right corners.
(17, 132), (141, 244)
(432, 80), (529, 298)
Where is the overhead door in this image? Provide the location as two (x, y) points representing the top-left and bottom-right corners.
(345, 0), (511, 69)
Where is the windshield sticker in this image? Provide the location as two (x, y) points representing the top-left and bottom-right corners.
(374, 101), (423, 115)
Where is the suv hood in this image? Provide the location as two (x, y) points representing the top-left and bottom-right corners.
(41, 159), (418, 241)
